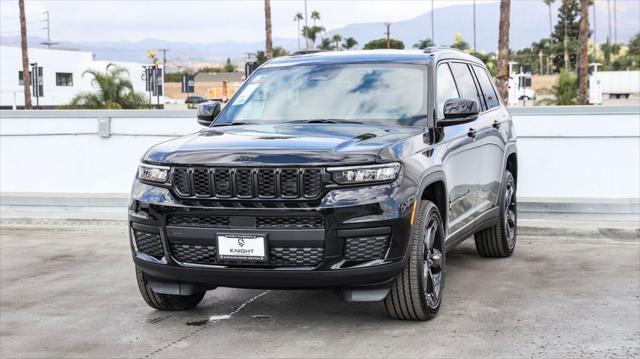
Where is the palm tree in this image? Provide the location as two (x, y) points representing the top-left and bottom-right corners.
(311, 10), (320, 26)
(544, 0), (556, 38)
(294, 12), (304, 49)
(264, 0), (273, 58)
(253, 50), (268, 65)
(342, 37), (359, 50)
(577, 0), (590, 104)
(332, 34), (343, 50)
(18, 0), (31, 109)
(317, 38), (335, 51)
(68, 64), (147, 109)
(496, 0), (511, 102)
(273, 46), (290, 57)
(413, 39), (435, 49)
(303, 25), (325, 48)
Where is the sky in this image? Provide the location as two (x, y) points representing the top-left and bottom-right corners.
(0, 0), (496, 43)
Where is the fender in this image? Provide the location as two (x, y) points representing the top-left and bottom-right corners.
(414, 168), (449, 234)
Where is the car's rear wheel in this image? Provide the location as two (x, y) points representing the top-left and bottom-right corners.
(384, 200), (445, 321)
(474, 170), (517, 257)
(135, 266), (205, 311)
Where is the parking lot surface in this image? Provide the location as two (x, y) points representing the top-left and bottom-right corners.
(1, 227), (638, 358)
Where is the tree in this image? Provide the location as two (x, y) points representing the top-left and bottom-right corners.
(363, 38), (405, 50)
(303, 25), (325, 48)
(253, 50), (268, 65)
(264, 0), (273, 58)
(543, 0), (556, 37)
(273, 46), (290, 57)
(451, 33), (470, 50)
(294, 12), (304, 49)
(18, 0), (31, 109)
(628, 33), (640, 57)
(67, 64), (147, 109)
(577, 0), (590, 104)
(496, 0), (511, 103)
(311, 10), (320, 26)
(342, 37), (359, 50)
(332, 34), (343, 50)
(552, 68), (577, 105)
(317, 38), (335, 51)
(223, 58), (236, 72)
(552, 0), (581, 70)
(413, 39), (434, 49)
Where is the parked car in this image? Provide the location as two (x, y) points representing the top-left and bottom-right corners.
(184, 96), (208, 104)
(130, 48), (518, 320)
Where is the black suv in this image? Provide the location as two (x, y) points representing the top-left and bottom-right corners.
(130, 48), (518, 320)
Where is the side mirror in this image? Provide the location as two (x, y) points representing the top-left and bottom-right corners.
(439, 98), (480, 127)
(196, 101), (222, 127)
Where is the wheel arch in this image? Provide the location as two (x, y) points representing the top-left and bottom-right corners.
(416, 171), (448, 234)
(505, 148), (518, 185)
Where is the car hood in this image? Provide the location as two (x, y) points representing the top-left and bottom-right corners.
(144, 123), (420, 166)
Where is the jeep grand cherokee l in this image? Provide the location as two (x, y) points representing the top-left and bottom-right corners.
(130, 48), (518, 321)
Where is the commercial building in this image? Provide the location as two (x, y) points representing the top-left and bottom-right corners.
(0, 46), (157, 109)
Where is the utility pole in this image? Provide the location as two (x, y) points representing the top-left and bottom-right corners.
(304, 0), (309, 49)
(158, 48), (169, 96)
(473, 0), (477, 50)
(613, 0), (617, 44)
(41, 11), (58, 48)
(18, 0), (32, 109)
(384, 23), (391, 49)
(592, 2), (597, 62)
(431, 0), (435, 44)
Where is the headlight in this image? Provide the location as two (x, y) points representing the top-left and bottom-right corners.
(138, 163), (170, 183)
(327, 163), (401, 184)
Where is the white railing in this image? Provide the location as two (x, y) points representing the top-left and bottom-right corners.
(1, 107), (639, 208)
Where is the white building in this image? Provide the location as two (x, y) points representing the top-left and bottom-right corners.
(0, 46), (160, 109)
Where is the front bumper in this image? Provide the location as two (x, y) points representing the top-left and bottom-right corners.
(129, 179), (415, 289)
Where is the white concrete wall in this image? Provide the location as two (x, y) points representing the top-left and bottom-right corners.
(1, 107), (639, 201)
(0, 46), (152, 108)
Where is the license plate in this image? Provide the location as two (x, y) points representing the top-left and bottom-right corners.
(217, 233), (267, 262)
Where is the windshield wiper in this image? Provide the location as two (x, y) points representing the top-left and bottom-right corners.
(288, 119), (364, 124)
(212, 121), (255, 127)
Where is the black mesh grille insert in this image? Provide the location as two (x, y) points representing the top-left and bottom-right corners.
(171, 244), (217, 265)
(257, 169), (276, 198)
(304, 169), (322, 197)
(344, 235), (390, 262)
(214, 169), (232, 197)
(280, 169), (299, 197)
(169, 244), (323, 267)
(173, 168), (191, 196)
(270, 247), (324, 266)
(167, 215), (231, 227)
(193, 168), (211, 196)
(133, 230), (164, 258)
(235, 169), (253, 198)
(256, 217), (324, 229)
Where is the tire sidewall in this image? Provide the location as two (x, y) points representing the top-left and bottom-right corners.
(414, 201), (446, 315)
(500, 171), (517, 254)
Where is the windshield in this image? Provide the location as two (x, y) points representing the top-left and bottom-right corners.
(214, 63), (428, 127)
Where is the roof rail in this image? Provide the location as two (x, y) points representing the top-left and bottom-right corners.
(290, 49), (325, 56)
(423, 46), (465, 54)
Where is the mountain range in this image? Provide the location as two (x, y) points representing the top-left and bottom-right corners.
(1, 2), (637, 68)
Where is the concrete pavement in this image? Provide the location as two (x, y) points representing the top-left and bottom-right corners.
(0, 227), (638, 358)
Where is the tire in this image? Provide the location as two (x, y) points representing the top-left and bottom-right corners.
(384, 200), (445, 321)
(135, 266), (205, 311)
(474, 170), (517, 258)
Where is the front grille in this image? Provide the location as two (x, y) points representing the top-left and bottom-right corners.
(167, 215), (231, 228)
(344, 235), (390, 262)
(171, 167), (323, 199)
(171, 244), (217, 265)
(133, 230), (164, 258)
(256, 216), (324, 229)
(170, 244), (323, 267)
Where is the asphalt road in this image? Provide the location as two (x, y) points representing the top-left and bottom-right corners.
(1, 228), (638, 358)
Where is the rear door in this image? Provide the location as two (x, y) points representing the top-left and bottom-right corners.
(470, 65), (507, 213)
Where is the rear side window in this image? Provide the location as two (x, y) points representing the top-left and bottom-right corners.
(472, 65), (500, 109)
(436, 63), (460, 119)
(449, 62), (484, 110)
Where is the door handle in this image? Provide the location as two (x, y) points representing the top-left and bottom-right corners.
(467, 128), (478, 138)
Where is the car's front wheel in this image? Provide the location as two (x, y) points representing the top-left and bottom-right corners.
(135, 267), (205, 311)
(384, 200), (445, 320)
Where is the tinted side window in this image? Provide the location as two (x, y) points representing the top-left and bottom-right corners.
(436, 63), (460, 119)
(473, 65), (500, 109)
(449, 62), (484, 110)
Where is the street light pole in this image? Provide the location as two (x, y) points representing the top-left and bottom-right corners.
(304, 0), (309, 49)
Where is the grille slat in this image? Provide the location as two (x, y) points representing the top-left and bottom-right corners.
(168, 215), (231, 227)
(133, 230), (164, 258)
(170, 244), (323, 267)
(256, 216), (323, 229)
(171, 167), (323, 200)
